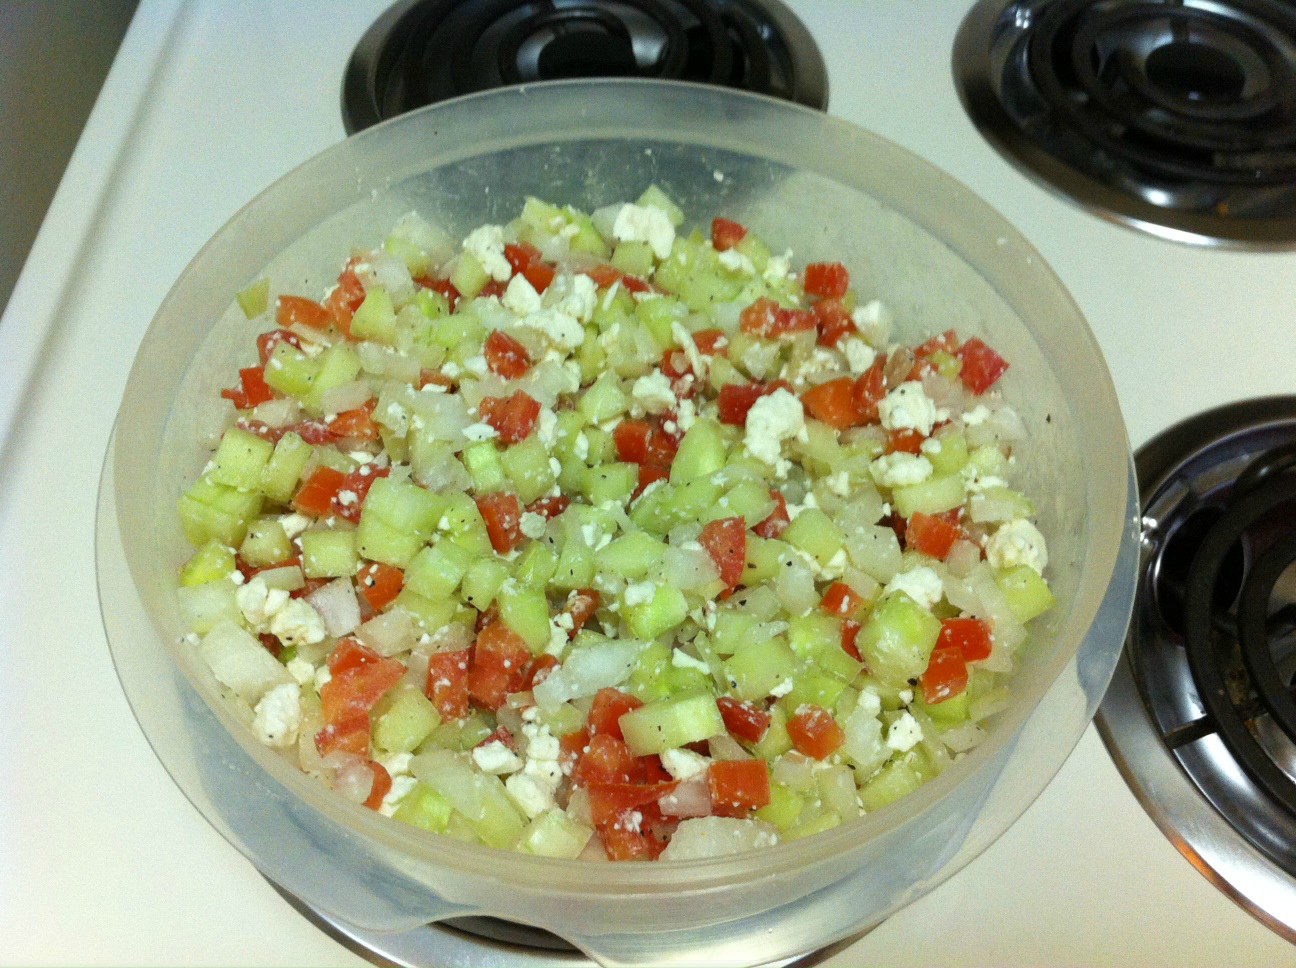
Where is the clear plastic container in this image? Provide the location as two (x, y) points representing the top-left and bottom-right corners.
(96, 80), (1140, 966)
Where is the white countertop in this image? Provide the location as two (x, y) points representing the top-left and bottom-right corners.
(2, 1), (1295, 964)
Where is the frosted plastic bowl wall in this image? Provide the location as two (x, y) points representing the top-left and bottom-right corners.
(97, 80), (1139, 967)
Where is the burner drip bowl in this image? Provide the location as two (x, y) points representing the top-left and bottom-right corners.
(954, 0), (1296, 247)
(343, 0), (827, 133)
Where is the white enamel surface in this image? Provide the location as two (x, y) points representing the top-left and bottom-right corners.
(2, 1), (1295, 964)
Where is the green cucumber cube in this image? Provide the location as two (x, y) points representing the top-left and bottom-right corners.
(208, 427), (275, 492)
(301, 528), (358, 579)
(238, 517), (294, 568)
(373, 687), (442, 754)
(502, 435), (558, 504)
(179, 540), (237, 587)
(236, 278), (270, 319)
(619, 691), (725, 756)
(513, 542), (558, 589)
(392, 782), (454, 832)
(669, 419), (727, 484)
(780, 508), (846, 567)
(302, 343), (363, 413)
(178, 475), (264, 547)
(723, 638), (798, 702)
(858, 592), (942, 688)
(263, 342), (320, 400)
(449, 251), (490, 300)
(349, 286), (397, 344)
(892, 473), (965, 519)
(520, 809), (594, 859)
(498, 582), (551, 652)
(625, 583), (689, 640)
(462, 441), (508, 492)
(995, 564), (1056, 622)
(259, 431), (313, 504)
(406, 539), (474, 599)
(460, 556), (512, 611)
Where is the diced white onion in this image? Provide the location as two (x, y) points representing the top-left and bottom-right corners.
(659, 817), (779, 859)
(326, 753), (375, 803)
(199, 619), (293, 706)
(945, 539), (982, 578)
(816, 764), (860, 820)
(356, 251), (414, 304)
(707, 734), (751, 762)
(532, 641), (642, 711)
(253, 564), (305, 592)
(356, 608), (417, 657)
(318, 379), (374, 417)
(774, 559), (818, 615)
(658, 779), (712, 818)
(177, 582), (241, 635)
(249, 397), (302, 428)
(939, 721), (987, 753)
(306, 577), (361, 638)
(664, 545), (720, 592)
(771, 752), (819, 792)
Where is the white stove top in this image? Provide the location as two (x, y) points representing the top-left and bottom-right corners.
(3, 1), (1294, 964)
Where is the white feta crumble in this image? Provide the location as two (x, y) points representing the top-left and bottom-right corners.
(670, 321), (708, 380)
(716, 248), (755, 275)
(519, 511), (548, 539)
(269, 598), (328, 649)
(380, 776), (418, 817)
(661, 747), (710, 781)
(505, 718), (564, 819)
(278, 512), (312, 539)
(462, 421), (500, 442)
(504, 773), (555, 818)
(623, 581), (657, 607)
(463, 355), (488, 377)
(610, 203), (675, 260)
(769, 677), (795, 699)
(536, 407), (559, 448)
(851, 299), (892, 344)
(885, 711), (924, 753)
(840, 337), (877, 375)
(670, 649), (711, 674)
(572, 430), (590, 461)
(502, 274), (543, 316)
(674, 396), (698, 433)
(869, 451), (934, 488)
(961, 403), (992, 426)
(744, 388), (805, 467)
(762, 249), (793, 285)
(313, 664), (332, 692)
(252, 682), (302, 748)
(462, 224), (512, 282)
(878, 381), (942, 436)
(985, 519), (1049, 575)
(825, 471), (852, 497)
(517, 307), (585, 351)
(473, 740), (524, 775)
(631, 371), (677, 415)
(544, 272), (598, 323)
(235, 577), (290, 629)
(286, 657), (316, 686)
(883, 566), (944, 611)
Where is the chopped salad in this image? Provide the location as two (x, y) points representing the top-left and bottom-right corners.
(175, 188), (1054, 861)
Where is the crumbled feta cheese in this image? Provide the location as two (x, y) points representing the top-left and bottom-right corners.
(878, 381), (941, 436)
(519, 511), (548, 539)
(473, 740), (524, 775)
(744, 389), (805, 467)
(380, 776), (418, 817)
(841, 337), (877, 375)
(961, 404), (992, 426)
(544, 272), (599, 323)
(313, 664), (332, 692)
(717, 248), (755, 275)
(502, 274), (543, 316)
(611, 203), (675, 260)
(286, 657), (316, 686)
(268, 598), (327, 649)
(851, 299), (892, 345)
(884, 566), (944, 611)
(536, 407), (559, 447)
(786, 491), (818, 520)
(670, 649), (711, 674)
(235, 577), (290, 629)
(675, 397), (697, 433)
(253, 682), (302, 748)
(278, 513), (311, 539)
(769, 677), (794, 699)
(631, 371), (677, 415)
(335, 489), (358, 508)
(573, 431), (590, 461)
(985, 519), (1049, 575)
(825, 471), (851, 496)
(462, 421), (500, 442)
(869, 451), (934, 488)
(463, 355), (488, 377)
(623, 581), (657, 606)
(886, 711), (924, 752)
(661, 747), (710, 780)
(462, 224), (512, 282)
(763, 250), (793, 285)
(504, 773), (555, 818)
(670, 321), (708, 380)
(516, 307), (585, 351)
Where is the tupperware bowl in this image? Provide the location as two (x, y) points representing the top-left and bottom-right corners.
(97, 80), (1139, 967)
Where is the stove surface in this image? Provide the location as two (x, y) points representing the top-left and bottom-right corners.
(4, 1), (1296, 965)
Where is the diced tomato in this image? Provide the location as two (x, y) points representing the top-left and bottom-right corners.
(661, 347), (691, 380)
(598, 820), (665, 861)
(356, 561), (404, 612)
(315, 715), (369, 757)
(821, 580), (864, 618)
(803, 261), (850, 299)
(330, 400), (381, 441)
(716, 379), (792, 426)
(716, 696), (771, 744)
(478, 390), (542, 444)
(613, 419), (652, 463)
(938, 616), (993, 662)
(559, 727), (590, 776)
(886, 428), (926, 454)
(562, 588), (601, 637)
(414, 276), (461, 313)
(620, 274), (655, 295)
(467, 621), (532, 711)
(525, 653), (561, 689)
(692, 328), (729, 356)
(699, 516), (747, 589)
(277, 294), (334, 331)
(291, 419), (338, 446)
(588, 781), (677, 827)
(478, 279), (508, 299)
(801, 377), (862, 430)
(418, 369), (454, 391)
(914, 328), (960, 360)
(292, 466), (348, 517)
(787, 705), (845, 760)
(587, 688), (643, 741)
(738, 297), (780, 336)
(257, 631), (284, 659)
(332, 465), (389, 524)
(583, 264), (624, 290)
(841, 619), (863, 661)
(233, 419), (286, 444)
(256, 328), (302, 364)
(922, 642), (969, 704)
(475, 492), (523, 554)
(503, 241), (542, 276)
(813, 297), (856, 348)
(326, 637), (386, 675)
(526, 494), (571, 520)
(424, 648), (472, 720)
(957, 336), (1009, 394)
(711, 217), (748, 251)
(906, 511), (963, 560)
(363, 760), (393, 810)
(522, 260), (556, 293)
(317, 640), (404, 756)
(483, 329), (532, 379)
(852, 355), (889, 424)
(220, 366), (275, 410)
(707, 759), (771, 817)
(635, 464), (670, 497)
(324, 259), (368, 333)
(753, 489), (790, 539)
(573, 733), (641, 786)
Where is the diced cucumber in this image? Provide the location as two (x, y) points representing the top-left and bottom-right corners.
(669, 419), (727, 484)
(502, 435), (558, 504)
(857, 592), (942, 688)
(460, 556), (512, 611)
(600, 531), (668, 580)
(263, 342), (320, 400)
(450, 251), (490, 300)
(411, 749), (525, 849)
(498, 582), (551, 652)
(636, 184), (685, 226)
(208, 427), (275, 492)
(392, 782), (453, 833)
(301, 528), (358, 579)
(754, 783), (804, 831)
(259, 431), (313, 504)
(968, 485), (1036, 524)
(995, 564), (1056, 622)
(519, 809), (594, 859)
(619, 691), (724, 755)
(780, 508), (846, 567)
(238, 518), (293, 568)
(177, 580), (242, 634)
(179, 541), (237, 587)
(178, 475), (264, 548)
(858, 752), (928, 812)
(743, 536), (791, 585)
(578, 372), (628, 424)
(373, 686), (442, 754)
(625, 583), (689, 640)
(787, 613), (842, 660)
(580, 462), (637, 505)
(439, 493), (494, 557)
(394, 590), (459, 635)
(302, 343), (363, 413)
(406, 539), (474, 599)
(925, 428), (969, 476)
(723, 637), (798, 702)
(611, 240), (656, 278)
(892, 473), (965, 519)
(462, 441), (508, 492)
(779, 670), (848, 715)
(236, 278), (270, 319)
(751, 705), (793, 760)
(349, 286), (397, 345)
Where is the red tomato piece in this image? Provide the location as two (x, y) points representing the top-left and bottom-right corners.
(573, 733), (641, 786)
(291, 419), (338, 446)
(526, 494), (571, 520)
(711, 217), (748, 251)
(363, 761), (393, 810)
(957, 336), (1009, 394)
(220, 366), (275, 410)
(277, 295), (334, 330)
(324, 259), (368, 334)
(787, 705), (846, 760)
(587, 688), (644, 741)
(914, 328), (960, 360)
(699, 516), (747, 589)
(716, 380), (791, 426)
(467, 622), (532, 711)
(522, 260), (556, 293)
(233, 419), (285, 444)
(922, 643), (969, 704)
(483, 329), (532, 379)
(753, 489), (790, 539)
(475, 492), (523, 554)
(613, 419), (653, 463)
(315, 714), (370, 757)
(330, 400), (381, 442)
(256, 328), (302, 364)
(938, 616), (993, 662)
(906, 511), (963, 560)
(852, 356), (889, 424)
(841, 619), (863, 661)
(525, 653), (560, 690)
(414, 276), (461, 313)
(583, 264), (624, 289)
(292, 466), (348, 517)
(598, 820), (665, 861)
(886, 428), (926, 455)
(479, 390), (542, 444)
(813, 297), (856, 348)
(801, 377), (862, 430)
(716, 696), (771, 744)
(562, 588), (601, 637)
(661, 347), (691, 380)
(356, 561), (404, 613)
(821, 580), (864, 618)
(803, 261), (850, 299)
(588, 781), (677, 827)
(692, 328), (729, 356)
(738, 297), (781, 336)
(559, 727), (590, 776)
(332, 465), (389, 524)
(317, 641), (404, 755)
(503, 241), (541, 276)
(707, 759), (771, 817)
(424, 648), (472, 720)
(635, 464), (670, 497)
